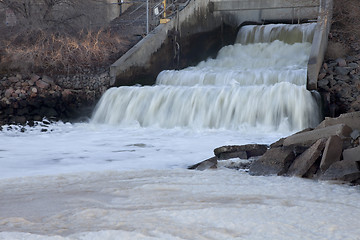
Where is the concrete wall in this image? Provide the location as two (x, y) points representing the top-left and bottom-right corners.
(110, 0), (331, 88)
(211, 0), (320, 25)
(307, 0), (333, 90)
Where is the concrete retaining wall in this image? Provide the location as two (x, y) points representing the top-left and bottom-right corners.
(307, 0), (333, 90)
(110, 0), (331, 88)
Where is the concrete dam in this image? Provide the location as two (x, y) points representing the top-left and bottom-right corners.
(110, 0), (333, 90)
(93, 0), (334, 131)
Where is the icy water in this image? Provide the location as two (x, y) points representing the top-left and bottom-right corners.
(1, 23), (360, 239)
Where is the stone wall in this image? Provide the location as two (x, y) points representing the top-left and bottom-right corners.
(0, 73), (110, 125)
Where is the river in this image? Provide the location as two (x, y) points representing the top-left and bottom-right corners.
(0, 23), (359, 239)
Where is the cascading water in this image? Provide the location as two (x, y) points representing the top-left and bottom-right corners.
(92, 23), (321, 131)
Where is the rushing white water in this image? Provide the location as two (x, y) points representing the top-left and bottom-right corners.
(236, 23), (316, 44)
(92, 23), (321, 131)
(1, 23), (357, 240)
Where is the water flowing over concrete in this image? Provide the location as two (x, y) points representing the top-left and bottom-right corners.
(92, 23), (321, 131)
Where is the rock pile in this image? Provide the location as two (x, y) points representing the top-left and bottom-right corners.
(319, 55), (360, 116)
(0, 73), (110, 125)
(190, 112), (360, 185)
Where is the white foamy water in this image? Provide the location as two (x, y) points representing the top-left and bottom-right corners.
(92, 24), (321, 131)
(1, 23), (359, 239)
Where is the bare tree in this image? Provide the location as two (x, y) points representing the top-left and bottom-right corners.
(0, 0), (111, 32)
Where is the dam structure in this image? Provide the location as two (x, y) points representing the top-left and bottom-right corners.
(93, 23), (321, 131)
(110, 0), (333, 90)
(94, 0), (334, 131)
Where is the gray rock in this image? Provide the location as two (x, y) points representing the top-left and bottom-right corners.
(335, 67), (350, 76)
(348, 62), (359, 69)
(287, 138), (326, 177)
(214, 144), (268, 160)
(318, 78), (329, 89)
(343, 145), (360, 162)
(321, 158), (360, 182)
(350, 130), (360, 140)
(8, 76), (19, 83)
(336, 58), (347, 67)
(4, 88), (14, 98)
(249, 147), (295, 176)
(41, 75), (55, 85)
(217, 151), (247, 160)
(188, 157), (217, 171)
(319, 135), (343, 173)
(283, 124), (352, 148)
(36, 80), (50, 89)
(316, 111), (360, 131)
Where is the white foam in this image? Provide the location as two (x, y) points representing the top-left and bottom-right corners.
(0, 170), (359, 239)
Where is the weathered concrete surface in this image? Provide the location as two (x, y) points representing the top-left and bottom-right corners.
(249, 147), (295, 176)
(307, 0), (333, 90)
(319, 135), (343, 173)
(211, 0), (319, 26)
(110, 0), (328, 87)
(287, 138), (326, 177)
(283, 123), (352, 147)
(343, 145), (360, 162)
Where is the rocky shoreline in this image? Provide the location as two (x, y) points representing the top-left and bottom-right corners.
(1, 52), (360, 127)
(318, 55), (360, 117)
(0, 72), (110, 126)
(191, 111), (360, 185)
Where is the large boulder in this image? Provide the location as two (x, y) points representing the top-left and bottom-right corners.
(287, 138), (326, 177)
(214, 144), (268, 160)
(319, 135), (343, 173)
(283, 124), (352, 147)
(249, 147), (295, 176)
(320, 159), (360, 182)
(316, 112), (360, 131)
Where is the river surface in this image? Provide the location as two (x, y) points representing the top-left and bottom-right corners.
(1, 23), (360, 239)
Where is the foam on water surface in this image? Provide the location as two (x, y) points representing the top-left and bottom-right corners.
(0, 170), (359, 239)
(1, 23), (356, 240)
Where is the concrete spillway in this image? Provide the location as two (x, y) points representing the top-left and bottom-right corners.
(93, 23), (321, 131)
(110, 0), (333, 90)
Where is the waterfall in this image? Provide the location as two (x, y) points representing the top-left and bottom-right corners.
(92, 23), (321, 131)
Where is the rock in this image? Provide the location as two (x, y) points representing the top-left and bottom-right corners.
(318, 72), (326, 80)
(36, 80), (50, 89)
(31, 87), (38, 93)
(249, 147), (295, 176)
(321, 159), (360, 182)
(350, 130), (360, 140)
(8, 76), (19, 83)
(283, 124), (352, 147)
(4, 88), (14, 98)
(319, 135), (343, 173)
(214, 144), (268, 160)
(343, 145), (360, 162)
(62, 89), (73, 99)
(188, 157), (217, 170)
(335, 67), (350, 76)
(287, 138), (327, 177)
(348, 62), (359, 69)
(270, 138), (285, 148)
(41, 75), (55, 85)
(316, 112), (360, 131)
(318, 78), (329, 89)
(336, 58), (347, 67)
(13, 116), (27, 125)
